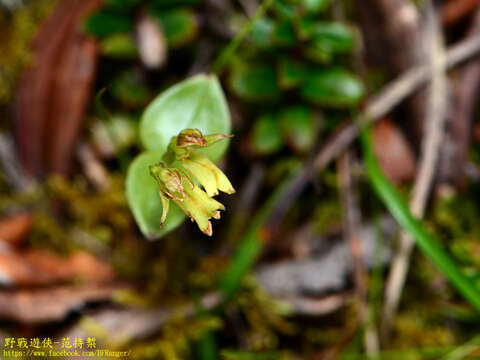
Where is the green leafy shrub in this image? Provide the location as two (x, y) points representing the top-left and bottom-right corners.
(228, 0), (364, 156)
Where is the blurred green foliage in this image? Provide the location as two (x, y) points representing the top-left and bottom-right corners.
(85, 0), (199, 51)
(0, 0), (56, 103)
(227, 0), (363, 156)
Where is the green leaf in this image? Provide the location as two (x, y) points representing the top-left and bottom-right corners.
(111, 70), (151, 108)
(361, 127), (480, 314)
(249, 113), (283, 155)
(229, 63), (281, 102)
(152, 8), (198, 48)
(278, 106), (316, 152)
(300, 67), (364, 107)
(294, 17), (317, 40)
(250, 18), (275, 48)
(84, 10), (133, 39)
(126, 151), (186, 239)
(100, 33), (138, 59)
(140, 74), (231, 163)
(273, 0), (298, 19)
(91, 114), (138, 154)
(301, 0), (330, 14)
(273, 21), (297, 47)
(304, 22), (355, 62)
(277, 57), (305, 89)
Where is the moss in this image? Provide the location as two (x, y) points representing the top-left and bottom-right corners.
(130, 315), (222, 360)
(392, 310), (456, 349)
(0, 0), (57, 103)
(229, 277), (296, 351)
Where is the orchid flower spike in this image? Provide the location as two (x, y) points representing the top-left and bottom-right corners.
(150, 129), (235, 236)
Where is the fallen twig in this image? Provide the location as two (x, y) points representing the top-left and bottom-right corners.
(77, 143), (111, 192)
(439, 7), (480, 187)
(361, 126), (480, 326)
(338, 152), (366, 300)
(381, 1), (448, 340)
(0, 134), (34, 192)
(267, 31), (480, 230)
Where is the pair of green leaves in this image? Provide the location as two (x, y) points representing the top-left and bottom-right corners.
(230, 63), (364, 108)
(249, 106), (317, 155)
(232, 13), (362, 107)
(126, 75), (232, 239)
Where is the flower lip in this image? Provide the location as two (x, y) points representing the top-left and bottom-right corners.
(177, 129), (207, 147)
(176, 128), (234, 149)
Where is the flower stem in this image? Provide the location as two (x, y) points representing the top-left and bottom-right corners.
(210, 0), (275, 75)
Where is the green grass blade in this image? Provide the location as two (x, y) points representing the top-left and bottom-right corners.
(217, 172), (297, 303)
(360, 126), (480, 312)
(441, 334), (480, 360)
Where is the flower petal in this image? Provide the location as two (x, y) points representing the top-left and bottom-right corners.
(183, 158), (218, 197)
(159, 193), (170, 227)
(183, 151), (235, 195)
(174, 178), (225, 236)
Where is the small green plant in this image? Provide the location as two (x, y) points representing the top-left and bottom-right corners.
(150, 129), (235, 236)
(126, 74), (232, 239)
(227, 0), (364, 156)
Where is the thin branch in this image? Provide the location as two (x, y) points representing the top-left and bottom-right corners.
(439, 6), (480, 187)
(338, 152), (366, 301)
(381, 1), (448, 340)
(338, 151), (379, 354)
(266, 32), (480, 228)
(320, 29), (480, 168)
(0, 133), (35, 192)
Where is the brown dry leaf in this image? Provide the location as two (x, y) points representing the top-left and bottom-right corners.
(0, 284), (125, 323)
(0, 251), (44, 286)
(441, 0), (480, 27)
(15, 0), (101, 178)
(0, 214), (33, 248)
(474, 122), (480, 144)
(0, 249), (114, 287)
(61, 292), (222, 344)
(373, 118), (416, 184)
